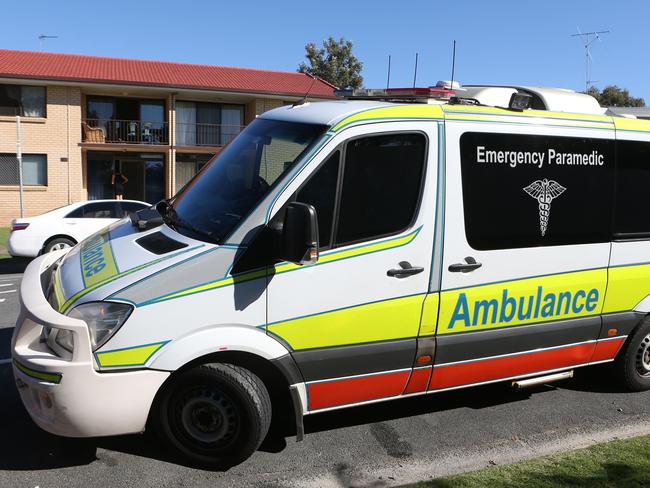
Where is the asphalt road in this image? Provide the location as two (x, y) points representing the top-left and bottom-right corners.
(2, 271), (650, 487)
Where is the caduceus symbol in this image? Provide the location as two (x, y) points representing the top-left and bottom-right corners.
(523, 179), (566, 236)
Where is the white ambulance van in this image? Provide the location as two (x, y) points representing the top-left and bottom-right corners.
(12, 84), (650, 467)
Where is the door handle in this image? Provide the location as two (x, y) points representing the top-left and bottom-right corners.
(448, 256), (482, 273)
(387, 261), (424, 278)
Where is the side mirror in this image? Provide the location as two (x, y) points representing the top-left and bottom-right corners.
(279, 202), (319, 266)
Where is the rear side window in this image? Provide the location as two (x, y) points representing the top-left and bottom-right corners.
(460, 132), (614, 250)
(120, 201), (149, 217)
(66, 202), (120, 219)
(614, 140), (650, 237)
(295, 151), (340, 248)
(335, 133), (427, 245)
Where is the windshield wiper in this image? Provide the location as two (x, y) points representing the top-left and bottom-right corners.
(158, 200), (221, 244)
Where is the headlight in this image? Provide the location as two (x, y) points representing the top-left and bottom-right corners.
(66, 302), (133, 350)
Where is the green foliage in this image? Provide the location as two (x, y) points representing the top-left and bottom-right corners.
(298, 37), (363, 89)
(587, 85), (645, 107)
(0, 227), (9, 258)
(408, 434), (650, 488)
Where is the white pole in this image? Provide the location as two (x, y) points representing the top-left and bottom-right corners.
(16, 115), (24, 218)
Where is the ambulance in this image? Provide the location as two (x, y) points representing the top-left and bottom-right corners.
(12, 83), (650, 468)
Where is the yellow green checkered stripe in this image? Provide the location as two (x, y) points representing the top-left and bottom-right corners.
(138, 227), (421, 306)
(95, 340), (169, 368)
(14, 360), (62, 384)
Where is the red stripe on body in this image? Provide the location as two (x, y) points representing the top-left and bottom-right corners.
(308, 371), (410, 410)
(428, 342), (597, 390)
(404, 367), (432, 394)
(591, 337), (625, 362)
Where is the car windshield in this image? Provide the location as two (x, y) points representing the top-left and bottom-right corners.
(169, 118), (327, 243)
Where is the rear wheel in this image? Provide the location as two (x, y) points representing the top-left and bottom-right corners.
(153, 363), (271, 469)
(43, 237), (75, 253)
(614, 317), (650, 391)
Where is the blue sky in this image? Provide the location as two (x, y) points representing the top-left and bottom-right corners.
(2, 0), (649, 103)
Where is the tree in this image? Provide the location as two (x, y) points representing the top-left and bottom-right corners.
(298, 37), (363, 89)
(586, 85), (645, 107)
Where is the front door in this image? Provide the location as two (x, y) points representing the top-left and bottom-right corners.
(432, 120), (615, 391)
(265, 123), (439, 412)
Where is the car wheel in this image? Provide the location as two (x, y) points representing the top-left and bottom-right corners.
(44, 237), (76, 253)
(153, 363), (272, 469)
(613, 316), (650, 391)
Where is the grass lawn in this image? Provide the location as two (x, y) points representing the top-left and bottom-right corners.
(408, 435), (650, 488)
(0, 227), (9, 258)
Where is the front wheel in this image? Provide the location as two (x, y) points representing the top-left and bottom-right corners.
(613, 317), (650, 391)
(153, 363), (271, 469)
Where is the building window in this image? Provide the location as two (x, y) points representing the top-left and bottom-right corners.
(0, 153), (47, 185)
(176, 101), (244, 146)
(459, 132), (613, 250)
(175, 153), (214, 191)
(0, 85), (46, 117)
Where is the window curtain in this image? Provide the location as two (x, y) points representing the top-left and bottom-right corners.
(21, 87), (45, 117)
(220, 106), (243, 145)
(176, 101), (196, 146)
(176, 161), (197, 190)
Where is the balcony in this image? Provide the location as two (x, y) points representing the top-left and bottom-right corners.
(175, 123), (245, 147)
(82, 119), (169, 145)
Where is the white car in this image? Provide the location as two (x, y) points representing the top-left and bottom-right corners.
(7, 200), (150, 257)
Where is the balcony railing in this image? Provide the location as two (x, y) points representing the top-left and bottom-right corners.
(82, 119), (169, 145)
(176, 122), (245, 147)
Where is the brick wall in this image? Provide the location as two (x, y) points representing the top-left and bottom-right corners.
(0, 85), (83, 226)
(0, 92), (293, 226)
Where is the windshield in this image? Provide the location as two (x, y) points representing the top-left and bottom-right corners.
(169, 118), (327, 243)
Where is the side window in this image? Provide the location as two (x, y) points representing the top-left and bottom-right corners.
(295, 151), (340, 248)
(76, 202), (121, 219)
(459, 132), (614, 250)
(335, 133), (426, 246)
(65, 206), (84, 218)
(120, 201), (149, 217)
(614, 140), (650, 237)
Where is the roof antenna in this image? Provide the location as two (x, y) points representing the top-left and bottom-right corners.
(412, 53), (419, 88)
(571, 28), (609, 92)
(386, 55), (392, 89)
(293, 73), (318, 107)
(38, 34), (58, 52)
(450, 40), (457, 88)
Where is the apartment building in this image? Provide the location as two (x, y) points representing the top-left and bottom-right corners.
(0, 49), (335, 225)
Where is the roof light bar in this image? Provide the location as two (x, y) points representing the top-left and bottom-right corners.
(335, 86), (455, 101)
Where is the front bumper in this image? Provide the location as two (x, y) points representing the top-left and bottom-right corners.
(11, 252), (169, 437)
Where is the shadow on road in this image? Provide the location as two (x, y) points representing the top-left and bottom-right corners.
(0, 257), (30, 275)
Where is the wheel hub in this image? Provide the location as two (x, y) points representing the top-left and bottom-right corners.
(179, 389), (238, 445)
(635, 333), (650, 375)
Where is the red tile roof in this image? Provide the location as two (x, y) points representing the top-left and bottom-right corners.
(0, 49), (336, 98)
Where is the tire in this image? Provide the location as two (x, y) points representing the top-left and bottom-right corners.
(43, 237), (75, 253)
(613, 316), (650, 391)
(153, 363), (272, 469)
